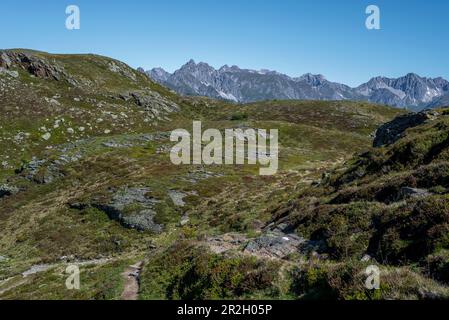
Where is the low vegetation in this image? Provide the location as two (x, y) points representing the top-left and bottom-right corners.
(4, 49), (448, 300)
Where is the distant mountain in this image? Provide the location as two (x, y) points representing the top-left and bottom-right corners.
(427, 93), (449, 109)
(355, 73), (449, 109)
(145, 61), (449, 110)
(146, 60), (363, 104)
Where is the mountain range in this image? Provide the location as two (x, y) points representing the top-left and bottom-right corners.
(145, 60), (449, 110)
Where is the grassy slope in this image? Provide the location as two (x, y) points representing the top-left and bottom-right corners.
(264, 108), (449, 299)
(0, 50), (404, 299)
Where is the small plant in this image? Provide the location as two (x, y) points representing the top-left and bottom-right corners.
(230, 112), (248, 121)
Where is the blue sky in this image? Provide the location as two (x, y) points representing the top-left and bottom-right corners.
(0, 0), (448, 86)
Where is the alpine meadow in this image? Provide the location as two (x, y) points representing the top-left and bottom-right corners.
(1, 0), (449, 308)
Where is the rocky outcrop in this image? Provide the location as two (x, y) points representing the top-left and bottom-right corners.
(373, 110), (438, 147)
(17, 157), (66, 184)
(1, 50), (63, 80)
(0, 52), (13, 69)
(0, 67), (18, 78)
(0, 184), (19, 198)
(244, 231), (306, 259)
(92, 187), (163, 233)
(243, 228), (325, 259)
(107, 60), (137, 81)
(119, 91), (179, 121)
(167, 190), (187, 207)
(0, 50), (79, 86)
(397, 187), (431, 200)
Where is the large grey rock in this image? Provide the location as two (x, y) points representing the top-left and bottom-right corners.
(18, 157), (63, 184)
(168, 190), (187, 207)
(244, 230), (324, 259)
(0, 184), (19, 198)
(22, 264), (52, 277)
(93, 187), (163, 233)
(373, 111), (436, 147)
(244, 232), (305, 259)
(0, 67), (18, 78)
(397, 187), (431, 200)
(0, 52), (12, 68)
(120, 91), (179, 120)
(0, 50), (78, 85)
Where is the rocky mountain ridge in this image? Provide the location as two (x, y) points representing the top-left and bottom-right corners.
(146, 60), (449, 110)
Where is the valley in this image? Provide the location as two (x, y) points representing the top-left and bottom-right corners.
(1, 49), (449, 300)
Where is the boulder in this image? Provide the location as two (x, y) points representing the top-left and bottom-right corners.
(168, 190), (187, 207)
(244, 230), (315, 259)
(0, 51), (12, 68)
(373, 111), (438, 147)
(179, 215), (190, 226)
(122, 91), (180, 120)
(0, 184), (19, 198)
(93, 187), (163, 233)
(0, 67), (18, 78)
(18, 157), (63, 184)
(397, 187), (431, 200)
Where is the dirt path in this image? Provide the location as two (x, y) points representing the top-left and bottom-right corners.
(120, 261), (143, 300)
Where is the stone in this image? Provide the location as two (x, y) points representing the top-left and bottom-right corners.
(168, 190), (187, 207)
(373, 111), (435, 147)
(244, 231), (307, 259)
(18, 157), (62, 184)
(361, 254), (372, 262)
(0, 52), (12, 68)
(92, 186), (163, 233)
(22, 264), (52, 277)
(397, 187), (431, 200)
(180, 215), (190, 226)
(0, 67), (18, 78)
(0, 184), (19, 198)
(41, 132), (51, 141)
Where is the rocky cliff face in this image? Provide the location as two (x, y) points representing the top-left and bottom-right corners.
(146, 61), (449, 110)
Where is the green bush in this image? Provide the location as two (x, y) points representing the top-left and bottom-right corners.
(139, 242), (280, 299)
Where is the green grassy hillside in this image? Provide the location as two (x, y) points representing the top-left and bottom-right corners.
(0, 49), (408, 300)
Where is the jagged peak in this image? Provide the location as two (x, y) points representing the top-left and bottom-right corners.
(151, 66), (167, 72)
(296, 73), (327, 86)
(404, 72), (420, 78)
(219, 64), (241, 73)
